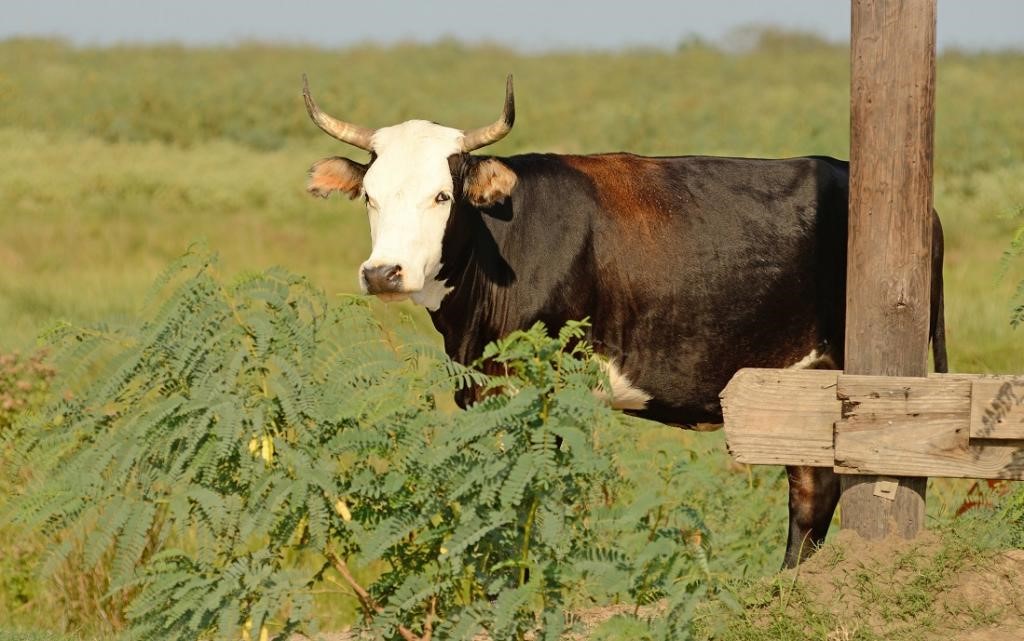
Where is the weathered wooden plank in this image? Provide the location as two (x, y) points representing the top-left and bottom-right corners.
(720, 370), (1024, 480)
(970, 379), (1024, 440)
(719, 368), (839, 467)
(841, 0), (939, 540)
(835, 375), (1024, 480)
(844, 0), (936, 378)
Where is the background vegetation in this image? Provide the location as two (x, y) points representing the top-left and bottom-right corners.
(1, 35), (1022, 370)
(0, 29), (1022, 640)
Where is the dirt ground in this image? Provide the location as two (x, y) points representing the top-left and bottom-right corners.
(783, 529), (1024, 641)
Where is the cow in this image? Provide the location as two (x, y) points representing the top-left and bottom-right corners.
(301, 74), (948, 568)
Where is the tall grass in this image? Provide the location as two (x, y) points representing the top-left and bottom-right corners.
(0, 36), (1021, 371)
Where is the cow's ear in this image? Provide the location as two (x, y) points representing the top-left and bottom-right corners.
(465, 158), (517, 208)
(307, 157), (367, 200)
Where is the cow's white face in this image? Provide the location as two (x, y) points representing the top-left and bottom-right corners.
(307, 120), (518, 310)
(360, 120), (463, 306)
(303, 74), (516, 310)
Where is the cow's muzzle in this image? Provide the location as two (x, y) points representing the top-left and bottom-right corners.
(362, 264), (403, 295)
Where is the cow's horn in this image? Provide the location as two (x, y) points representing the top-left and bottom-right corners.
(302, 74), (375, 151)
(461, 74), (515, 152)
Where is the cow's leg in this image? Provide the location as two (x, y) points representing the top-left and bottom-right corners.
(782, 465), (840, 568)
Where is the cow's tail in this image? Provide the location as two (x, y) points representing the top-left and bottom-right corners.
(931, 280), (948, 373)
(930, 212), (949, 373)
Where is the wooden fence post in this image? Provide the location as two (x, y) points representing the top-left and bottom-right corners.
(840, 0), (937, 538)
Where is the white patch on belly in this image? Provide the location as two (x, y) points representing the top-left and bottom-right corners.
(596, 360), (653, 410)
(786, 349), (837, 370)
(409, 277), (453, 311)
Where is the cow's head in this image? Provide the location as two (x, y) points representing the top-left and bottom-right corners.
(303, 75), (517, 308)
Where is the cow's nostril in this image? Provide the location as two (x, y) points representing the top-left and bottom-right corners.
(362, 264), (403, 294)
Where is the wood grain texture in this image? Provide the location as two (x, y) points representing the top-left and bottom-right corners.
(719, 368), (839, 466)
(721, 370), (1024, 479)
(970, 380), (1024, 440)
(834, 375), (1024, 480)
(844, 0), (936, 377)
(840, 0), (937, 540)
(837, 476), (926, 540)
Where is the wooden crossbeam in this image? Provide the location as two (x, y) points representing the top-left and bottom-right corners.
(720, 368), (1024, 480)
(718, 368), (839, 467)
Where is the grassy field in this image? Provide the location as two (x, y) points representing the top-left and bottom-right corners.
(1, 33), (1023, 639)
(1, 37), (1023, 369)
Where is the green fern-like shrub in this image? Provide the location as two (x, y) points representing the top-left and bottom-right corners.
(3, 250), (714, 640)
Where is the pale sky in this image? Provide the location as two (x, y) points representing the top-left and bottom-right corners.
(2, 1), (1022, 51)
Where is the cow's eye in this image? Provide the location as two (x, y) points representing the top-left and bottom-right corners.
(435, 192), (451, 204)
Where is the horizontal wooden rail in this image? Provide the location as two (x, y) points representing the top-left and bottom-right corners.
(720, 369), (1024, 480)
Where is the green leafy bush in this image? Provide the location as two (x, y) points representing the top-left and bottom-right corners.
(4, 251), (714, 640)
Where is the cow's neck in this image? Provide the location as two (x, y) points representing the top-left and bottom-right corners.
(427, 204), (525, 365)
(427, 154), (596, 365)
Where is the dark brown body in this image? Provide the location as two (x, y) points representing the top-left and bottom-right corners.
(431, 152), (947, 567)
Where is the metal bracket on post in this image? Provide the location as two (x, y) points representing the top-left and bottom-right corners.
(872, 478), (899, 501)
